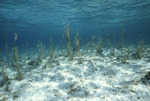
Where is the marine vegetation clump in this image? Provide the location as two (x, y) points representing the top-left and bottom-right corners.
(1, 57), (9, 91)
(5, 37), (9, 65)
(120, 26), (124, 54)
(65, 24), (73, 60)
(77, 53), (83, 64)
(37, 42), (45, 59)
(118, 26), (129, 63)
(12, 33), (23, 80)
(27, 41), (30, 59)
(49, 37), (53, 58)
(90, 35), (95, 52)
(22, 44), (26, 64)
(116, 26), (124, 62)
(96, 37), (103, 55)
(134, 40), (145, 59)
(74, 33), (83, 64)
(74, 32), (79, 53)
(121, 47), (130, 64)
(107, 33), (110, 48)
(85, 42), (89, 53)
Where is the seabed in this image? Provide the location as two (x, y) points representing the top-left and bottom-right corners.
(0, 45), (150, 101)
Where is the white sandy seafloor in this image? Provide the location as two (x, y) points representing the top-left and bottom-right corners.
(0, 47), (150, 101)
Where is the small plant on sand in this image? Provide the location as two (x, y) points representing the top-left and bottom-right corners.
(74, 33), (83, 64)
(136, 40), (145, 59)
(120, 26), (124, 54)
(121, 47), (130, 63)
(27, 41), (30, 59)
(65, 24), (73, 60)
(49, 37), (53, 58)
(91, 34), (95, 52)
(37, 42), (45, 59)
(74, 32), (79, 53)
(96, 36), (103, 55)
(5, 37), (9, 65)
(1, 57), (9, 91)
(12, 33), (23, 80)
(107, 33), (110, 48)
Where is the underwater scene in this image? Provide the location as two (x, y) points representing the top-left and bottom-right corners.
(0, 0), (150, 101)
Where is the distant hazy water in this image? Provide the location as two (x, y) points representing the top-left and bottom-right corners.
(0, 0), (150, 50)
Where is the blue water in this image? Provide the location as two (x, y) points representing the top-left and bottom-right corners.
(0, 0), (150, 50)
